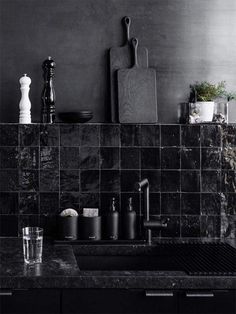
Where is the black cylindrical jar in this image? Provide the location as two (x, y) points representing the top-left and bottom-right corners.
(58, 216), (78, 240)
(78, 216), (101, 241)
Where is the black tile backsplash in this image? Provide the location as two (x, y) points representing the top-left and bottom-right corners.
(0, 123), (235, 239)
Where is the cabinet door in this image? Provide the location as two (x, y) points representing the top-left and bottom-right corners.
(62, 289), (177, 314)
(0, 289), (60, 314)
(179, 290), (236, 314)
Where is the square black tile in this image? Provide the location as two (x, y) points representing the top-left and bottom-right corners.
(19, 192), (39, 214)
(80, 193), (99, 210)
(201, 171), (221, 193)
(161, 170), (180, 192)
(0, 147), (19, 169)
(80, 125), (99, 146)
(181, 193), (200, 215)
(222, 147), (236, 170)
(101, 170), (120, 192)
(161, 125), (180, 147)
(160, 215), (180, 237)
(40, 192), (59, 214)
(181, 125), (200, 147)
(60, 170), (80, 191)
(161, 147), (180, 169)
(140, 125), (160, 146)
(121, 170), (140, 192)
(221, 215), (236, 238)
(39, 215), (57, 237)
(181, 171), (200, 192)
(100, 147), (119, 169)
(0, 170), (19, 191)
(80, 170), (99, 192)
(149, 193), (160, 215)
(121, 192), (140, 214)
(222, 125), (236, 147)
(19, 147), (39, 169)
(60, 125), (80, 146)
(181, 148), (200, 169)
(100, 125), (120, 146)
(0, 124), (18, 146)
(161, 193), (180, 215)
(121, 125), (141, 147)
(141, 170), (160, 192)
(121, 148), (140, 169)
(181, 215), (200, 237)
(80, 147), (99, 169)
(201, 125), (222, 147)
(60, 147), (80, 169)
(18, 215), (39, 235)
(201, 193), (221, 215)
(0, 215), (18, 236)
(60, 192), (80, 211)
(141, 148), (160, 169)
(40, 170), (59, 191)
(19, 124), (40, 146)
(40, 124), (59, 146)
(201, 148), (221, 169)
(19, 170), (39, 191)
(100, 193), (120, 214)
(221, 171), (236, 192)
(40, 147), (59, 170)
(200, 216), (220, 238)
(0, 192), (18, 214)
(225, 193), (236, 215)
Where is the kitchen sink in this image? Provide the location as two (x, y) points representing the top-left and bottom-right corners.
(76, 255), (182, 271)
(74, 242), (236, 275)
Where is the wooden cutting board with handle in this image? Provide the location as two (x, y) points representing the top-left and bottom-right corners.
(109, 16), (148, 122)
(117, 38), (157, 123)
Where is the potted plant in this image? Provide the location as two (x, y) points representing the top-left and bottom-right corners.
(189, 81), (226, 122)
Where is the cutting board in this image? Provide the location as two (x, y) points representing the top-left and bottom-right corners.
(109, 16), (148, 122)
(117, 38), (157, 124)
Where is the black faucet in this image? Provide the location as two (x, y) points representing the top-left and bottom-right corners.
(135, 178), (169, 245)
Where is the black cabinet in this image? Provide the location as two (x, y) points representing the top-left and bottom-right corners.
(179, 290), (236, 314)
(62, 289), (177, 314)
(1, 288), (235, 314)
(0, 289), (60, 314)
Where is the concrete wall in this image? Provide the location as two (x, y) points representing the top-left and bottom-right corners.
(0, 0), (236, 123)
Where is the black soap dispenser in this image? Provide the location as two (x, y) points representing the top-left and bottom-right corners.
(123, 197), (136, 240)
(104, 197), (119, 240)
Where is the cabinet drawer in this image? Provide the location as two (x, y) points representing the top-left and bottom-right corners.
(62, 289), (177, 314)
(179, 290), (236, 314)
(0, 289), (60, 314)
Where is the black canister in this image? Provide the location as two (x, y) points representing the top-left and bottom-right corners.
(78, 216), (101, 241)
(104, 197), (119, 240)
(58, 216), (78, 240)
(122, 197), (136, 240)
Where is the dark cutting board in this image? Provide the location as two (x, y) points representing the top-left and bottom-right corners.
(109, 16), (148, 122)
(117, 38), (157, 124)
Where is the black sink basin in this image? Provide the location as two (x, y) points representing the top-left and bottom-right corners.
(74, 242), (236, 275)
(76, 255), (182, 271)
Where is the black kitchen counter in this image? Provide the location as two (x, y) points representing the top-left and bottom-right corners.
(0, 238), (236, 290)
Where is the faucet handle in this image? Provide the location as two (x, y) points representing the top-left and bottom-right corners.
(143, 218), (169, 229)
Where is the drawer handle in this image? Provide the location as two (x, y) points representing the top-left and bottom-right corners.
(145, 290), (174, 297)
(0, 291), (12, 296)
(186, 292), (214, 298)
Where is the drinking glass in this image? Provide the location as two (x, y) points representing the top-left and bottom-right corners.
(22, 227), (43, 264)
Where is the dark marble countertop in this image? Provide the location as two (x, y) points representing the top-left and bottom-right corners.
(0, 238), (236, 290)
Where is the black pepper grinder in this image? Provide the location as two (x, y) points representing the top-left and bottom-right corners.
(41, 56), (56, 123)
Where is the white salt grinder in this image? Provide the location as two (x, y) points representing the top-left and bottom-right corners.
(19, 74), (31, 124)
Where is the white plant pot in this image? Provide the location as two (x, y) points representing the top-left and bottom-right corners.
(196, 101), (215, 122)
